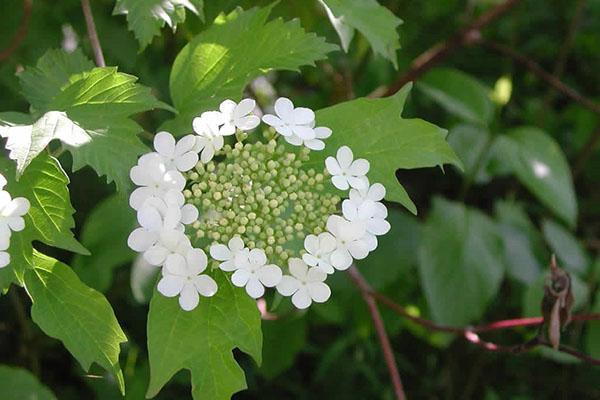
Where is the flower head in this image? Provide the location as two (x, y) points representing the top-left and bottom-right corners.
(276, 258), (331, 309)
(218, 99), (260, 135)
(325, 146), (369, 190)
(230, 248), (282, 298)
(157, 248), (217, 311)
(262, 97), (315, 140)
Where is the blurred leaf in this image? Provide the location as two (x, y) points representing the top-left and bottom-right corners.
(585, 281), (600, 358)
(72, 195), (137, 292)
(17, 48), (94, 113)
(146, 272), (262, 399)
(417, 68), (494, 125)
(24, 251), (127, 394)
(447, 123), (492, 183)
(541, 219), (589, 274)
(0, 365), (57, 400)
(355, 208), (420, 289)
(318, 0), (402, 67)
(418, 197), (504, 325)
(0, 153), (88, 291)
(114, 0), (204, 51)
(494, 201), (544, 284)
(259, 317), (306, 379)
(498, 127), (577, 227)
(0, 111), (90, 177)
(307, 85), (462, 214)
(162, 5), (337, 135)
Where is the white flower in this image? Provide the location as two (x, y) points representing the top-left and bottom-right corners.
(262, 97), (315, 140)
(0, 238), (9, 268)
(129, 153), (186, 210)
(302, 232), (336, 274)
(153, 131), (198, 172)
(218, 99), (260, 135)
(143, 229), (191, 266)
(326, 215), (369, 270)
(342, 199), (390, 236)
(325, 146), (369, 190)
(157, 248), (217, 311)
(192, 111), (225, 163)
(276, 258), (331, 309)
(209, 236), (249, 272)
(127, 192), (198, 253)
(0, 190), (30, 245)
(284, 126), (332, 151)
(231, 248), (282, 298)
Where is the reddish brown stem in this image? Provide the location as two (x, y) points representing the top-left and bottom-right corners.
(348, 266), (406, 400)
(81, 0), (105, 67)
(0, 0), (32, 63)
(378, 0), (522, 97)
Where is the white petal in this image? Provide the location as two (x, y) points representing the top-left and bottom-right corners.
(154, 131), (175, 156)
(319, 232), (337, 253)
(200, 146), (215, 163)
(288, 258), (308, 280)
(175, 152), (198, 172)
(129, 187), (156, 210)
(274, 97), (294, 120)
(276, 276), (299, 296)
(236, 115), (260, 131)
(331, 175), (349, 190)
(138, 206), (162, 231)
(186, 248), (208, 274)
(275, 125), (293, 137)
(248, 248), (267, 266)
(292, 107), (315, 125)
(336, 146), (353, 169)
(368, 183), (386, 201)
(292, 125), (315, 140)
(127, 228), (158, 252)
(291, 288), (312, 309)
(308, 282), (331, 303)
(228, 236), (244, 252)
(210, 243), (232, 261)
(245, 277), (265, 298)
(326, 215), (343, 236)
(304, 234), (319, 253)
(347, 175), (369, 190)
(219, 99), (237, 115)
(368, 218), (391, 235)
(258, 264), (282, 287)
(231, 269), (251, 287)
(163, 170), (186, 191)
(362, 233), (378, 252)
(302, 253), (320, 267)
(349, 159), (370, 175)
(144, 246), (169, 266)
(193, 275), (218, 297)
(164, 253), (187, 275)
(307, 266), (327, 283)
(330, 248), (352, 270)
(0, 175), (6, 190)
(129, 165), (153, 187)
(314, 127), (332, 139)
(219, 123), (236, 136)
(305, 139), (325, 151)
(262, 114), (283, 127)
(179, 284), (199, 311)
(284, 134), (303, 146)
(7, 217), (24, 232)
(342, 200), (358, 221)
(0, 251), (9, 268)
(6, 198), (29, 216)
(175, 134), (197, 155)
(180, 204), (198, 224)
(157, 275), (184, 297)
(234, 98), (256, 117)
(325, 157), (342, 175)
(218, 260), (237, 272)
(348, 240), (369, 260)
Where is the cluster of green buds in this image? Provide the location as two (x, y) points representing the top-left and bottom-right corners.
(184, 139), (340, 267)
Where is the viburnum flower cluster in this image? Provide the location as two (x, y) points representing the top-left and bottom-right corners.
(0, 173), (30, 268)
(128, 98), (391, 311)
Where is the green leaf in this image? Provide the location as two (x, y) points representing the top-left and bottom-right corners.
(24, 251), (127, 394)
(306, 84), (462, 214)
(498, 127), (577, 227)
(494, 201), (544, 284)
(114, 0), (204, 51)
(17, 48), (95, 113)
(447, 123), (493, 184)
(72, 195), (137, 292)
(0, 111), (91, 177)
(355, 208), (420, 289)
(146, 271), (262, 399)
(259, 317), (306, 379)
(0, 153), (88, 284)
(417, 68), (494, 125)
(163, 5), (337, 135)
(318, 0), (402, 67)
(541, 219), (589, 274)
(0, 365), (57, 400)
(418, 197), (504, 325)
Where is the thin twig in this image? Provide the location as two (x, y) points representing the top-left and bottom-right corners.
(81, 0), (105, 67)
(373, 0), (522, 97)
(0, 0), (32, 62)
(348, 266), (407, 400)
(482, 40), (600, 115)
